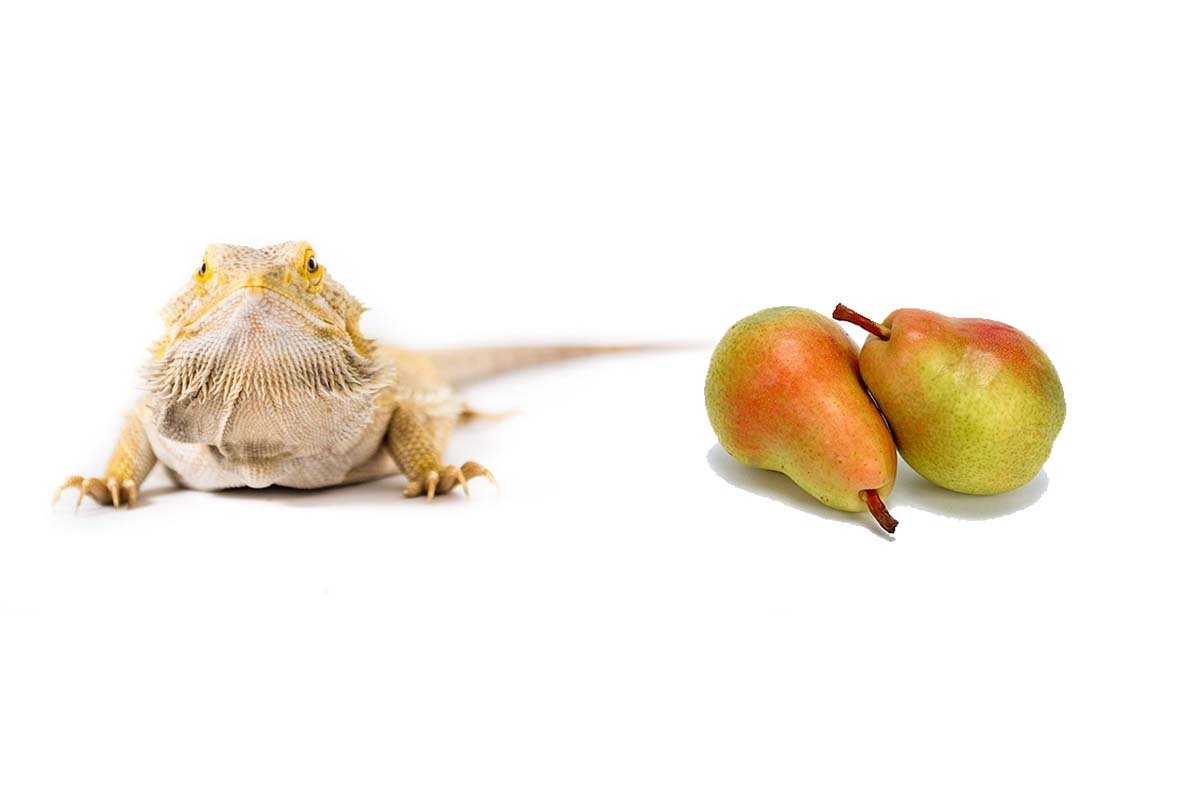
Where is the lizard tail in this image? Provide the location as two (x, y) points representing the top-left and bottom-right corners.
(420, 344), (654, 386)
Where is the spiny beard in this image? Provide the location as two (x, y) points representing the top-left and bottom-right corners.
(147, 326), (383, 407)
(143, 294), (388, 447)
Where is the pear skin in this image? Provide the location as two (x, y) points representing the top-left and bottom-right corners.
(834, 305), (1065, 495)
(705, 307), (898, 533)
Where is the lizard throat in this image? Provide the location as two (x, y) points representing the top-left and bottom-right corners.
(144, 289), (388, 457)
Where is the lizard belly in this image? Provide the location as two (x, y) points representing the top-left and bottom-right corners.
(140, 403), (393, 490)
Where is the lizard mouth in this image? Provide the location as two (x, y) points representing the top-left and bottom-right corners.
(179, 279), (346, 336)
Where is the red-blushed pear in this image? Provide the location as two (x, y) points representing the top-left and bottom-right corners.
(705, 307), (899, 534)
(833, 304), (1066, 495)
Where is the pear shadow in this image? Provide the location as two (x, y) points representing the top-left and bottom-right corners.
(706, 445), (892, 540)
(890, 461), (1049, 521)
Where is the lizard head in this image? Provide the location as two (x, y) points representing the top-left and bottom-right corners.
(155, 241), (374, 357)
(146, 241), (388, 475)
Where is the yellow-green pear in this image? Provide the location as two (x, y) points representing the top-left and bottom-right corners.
(705, 307), (899, 533)
(833, 304), (1065, 495)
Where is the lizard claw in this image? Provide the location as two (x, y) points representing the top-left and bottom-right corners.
(403, 462), (497, 500)
(460, 461), (497, 490)
(54, 475), (139, 510)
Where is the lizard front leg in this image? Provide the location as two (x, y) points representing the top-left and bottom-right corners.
(55, 409), (157, 509)
(385, 401), (495, 500)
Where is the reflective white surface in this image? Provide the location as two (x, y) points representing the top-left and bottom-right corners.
(3, 1), (1195, 797)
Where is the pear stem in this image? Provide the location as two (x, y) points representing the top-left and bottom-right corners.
(833, 304), (891, 340)
(861, 489), (898, 535)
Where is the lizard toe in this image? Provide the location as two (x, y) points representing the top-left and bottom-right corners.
(54, 475), (139, 510)
(402, 463), (496, 500)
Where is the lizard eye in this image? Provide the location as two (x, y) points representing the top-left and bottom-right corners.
(299, 251), (324, 288)
(196, 258), (212, 282)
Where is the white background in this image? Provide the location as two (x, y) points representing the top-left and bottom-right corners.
(1, 1), (1197, 797)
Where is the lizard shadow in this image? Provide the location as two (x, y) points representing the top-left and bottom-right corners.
(51, 482), (180, 516)
(132, 485), (178, 508)
(213, 478), (476, 509)
(705, 445), (892, 540)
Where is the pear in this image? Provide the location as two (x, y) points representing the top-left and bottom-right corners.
(833, 304), (1065, 495)
(705, 307), (899, 534)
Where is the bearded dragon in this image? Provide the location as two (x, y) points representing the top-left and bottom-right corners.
(55, 241), (633, 509)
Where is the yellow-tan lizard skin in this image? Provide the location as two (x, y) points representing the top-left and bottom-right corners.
(55, 241), (629, 509)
